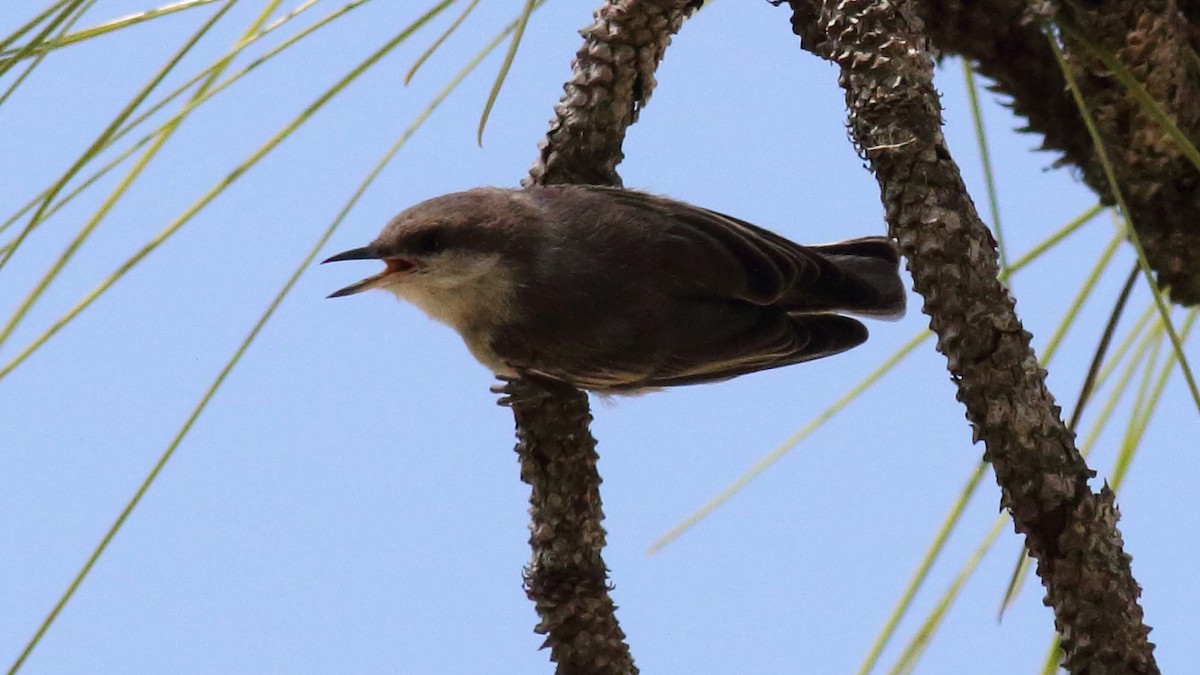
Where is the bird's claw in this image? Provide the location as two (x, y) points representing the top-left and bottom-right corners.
(491, 371), (578, 407)
(490, 375), (538, 407)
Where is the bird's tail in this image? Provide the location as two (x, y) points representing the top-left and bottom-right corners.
(799, 236), (907, 319)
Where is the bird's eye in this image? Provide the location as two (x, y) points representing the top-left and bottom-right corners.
(411, 230), (444, 255)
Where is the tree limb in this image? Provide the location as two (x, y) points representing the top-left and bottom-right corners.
(777, 0), (1159, 670)
(524, 0), (702, 187)
(916, 0), (1200, 305)
(512, 1), (700, 672)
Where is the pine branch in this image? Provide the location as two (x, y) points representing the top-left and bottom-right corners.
(510, 1), (701, 673)
(777, 0), (1159, 670)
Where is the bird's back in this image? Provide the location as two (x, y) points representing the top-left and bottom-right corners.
(481, 186), (903, 391)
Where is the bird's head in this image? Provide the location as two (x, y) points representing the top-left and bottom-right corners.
(322, 189), (538, 336)
(322, 189), (524, 299)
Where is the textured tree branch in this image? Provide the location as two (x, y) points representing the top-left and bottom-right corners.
(913, 0), (1091, 178)
(511, 1), (700, 673)
(1055, 0), (1200, 304)
(914, 0), (1200, 305)
(511, 387), (636, 675)
(778, 0), (1159, 671)
(524, 0), (702, 187)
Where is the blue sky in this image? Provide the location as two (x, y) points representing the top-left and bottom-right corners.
(2, 1), (1197, 673)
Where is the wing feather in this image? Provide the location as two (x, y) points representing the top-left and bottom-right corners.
(571, 185), (833, 306)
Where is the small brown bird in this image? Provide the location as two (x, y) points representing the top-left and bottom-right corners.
(324, 185), (905, 395)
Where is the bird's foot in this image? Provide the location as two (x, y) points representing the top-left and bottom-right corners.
(491, 370), (579, 407)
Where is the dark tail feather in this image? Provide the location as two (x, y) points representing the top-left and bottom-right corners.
(796, 236), (907, 319)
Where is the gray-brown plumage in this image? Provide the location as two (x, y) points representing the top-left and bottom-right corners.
(324, 185), (906, 393)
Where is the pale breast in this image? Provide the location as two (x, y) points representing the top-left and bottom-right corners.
(385, 259), (518, 375)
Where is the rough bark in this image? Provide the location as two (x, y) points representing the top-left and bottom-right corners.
(915, 0), (1200, 305)
(524, 0), (702, 187)
(779, 0), (1159, 671)
(512, 1), (700, 673)
(1057, 0), (1200, 304)
(512, 388), (635, 675)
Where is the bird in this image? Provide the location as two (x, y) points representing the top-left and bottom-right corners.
(323, 185), (905, 398)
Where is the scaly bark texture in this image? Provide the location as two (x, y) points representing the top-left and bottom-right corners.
(914, 0), (1200, 305)
(511, 388), (636, 675)
(525, 0), (703, 187)
(913, 0), (1090, 179)
(512, 1), (700, 673)
(780, 0), (1158, 671)
(1056, 0), (1200, 304)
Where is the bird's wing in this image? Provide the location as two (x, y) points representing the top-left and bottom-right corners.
(630, 313), (868, 389)
(570, 185), (839, 307)
(536, 312), (868, 392)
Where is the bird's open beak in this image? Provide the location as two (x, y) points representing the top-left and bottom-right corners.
(323, 246), (383, 298)
(323, 246), (418, 298)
